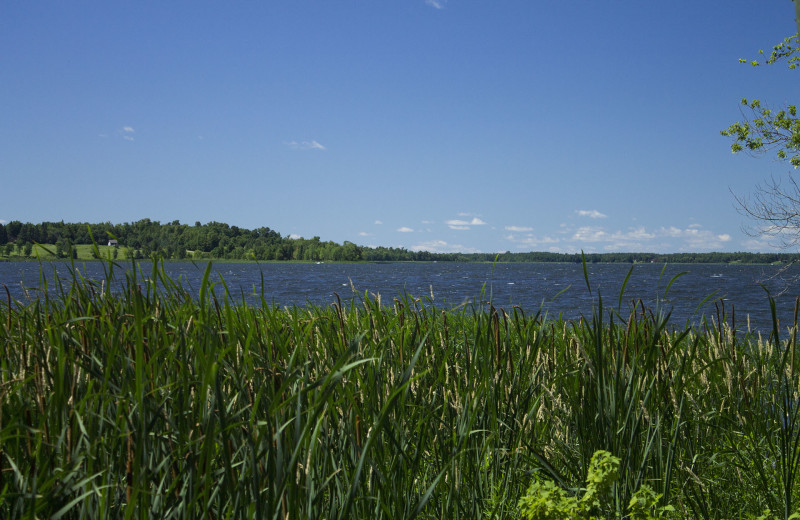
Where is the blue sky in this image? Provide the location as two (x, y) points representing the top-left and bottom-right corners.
(1, 1), (797, 254)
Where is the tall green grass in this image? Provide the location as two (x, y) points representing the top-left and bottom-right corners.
(1, 259), (799, 518)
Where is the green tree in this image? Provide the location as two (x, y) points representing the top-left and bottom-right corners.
(722, 4), (800, 246)
(722, 36), (800, 168)
(6, 221), (22, 241)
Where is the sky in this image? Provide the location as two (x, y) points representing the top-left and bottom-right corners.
(1, 1), (798, 254)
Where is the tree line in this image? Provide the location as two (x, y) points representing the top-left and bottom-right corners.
(0, 219), (390, 262)
(1, 219), (798, 264)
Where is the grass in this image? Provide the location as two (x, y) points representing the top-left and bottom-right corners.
(0, 244), (122, 261)
(0, 245), (347, 263)
(1, 258), (800, 518)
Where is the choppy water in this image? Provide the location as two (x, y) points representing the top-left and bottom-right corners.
(1, 260), (799, 333)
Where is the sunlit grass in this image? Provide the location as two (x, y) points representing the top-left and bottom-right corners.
(1, 259), (799, 518)
(0, 244), (122, 260)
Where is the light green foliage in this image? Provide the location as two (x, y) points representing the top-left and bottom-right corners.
(517, 478), (580, 520)
(750, 509), (800, 520)
(722, 34), (800, 168)
(581, 450), (619, 511)
(518, 451), (673, 520)
(742, 33), (800, 69)
(628, 485), (674, 520)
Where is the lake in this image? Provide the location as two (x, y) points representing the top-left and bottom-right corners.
(1, 260), (799, 333)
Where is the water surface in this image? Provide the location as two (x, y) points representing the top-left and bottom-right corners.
(1, 261), (798, 333)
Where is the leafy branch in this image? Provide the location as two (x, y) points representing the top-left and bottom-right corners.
(722, 34), (800, 169)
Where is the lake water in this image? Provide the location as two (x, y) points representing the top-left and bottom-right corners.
(1, 260), (799, 333)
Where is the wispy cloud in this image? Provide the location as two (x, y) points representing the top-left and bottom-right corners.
(501, 221), (737, 253)
(411, 240), (480, 254)
(567, 224), (735, 252)
(446, 217), (487, 230)
(576, 209), (607, 219)
(505, 234), (561, 249)
(285, 140), (326, 151)
(425, 0), (446, 9)
(572, 226), (608, 242)
(741, 237), (780, 251)
(505, 225), (533, 232)
(121, 126), (135, 141)
(374, 220), (383, 225)
(397, 226), (414, 233)
(569, 226), (660, 252)
(657, 226), (731, 250)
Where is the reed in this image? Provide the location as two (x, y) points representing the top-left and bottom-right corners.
(0, 259), (799, 518)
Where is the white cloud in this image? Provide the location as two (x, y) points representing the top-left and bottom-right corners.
(288, 233), (302, 239)
(564, 223), (732, 251)
(740, 237), (783, 251)
(446, 217), (487, 230)
(425, 0), (446, 9)
(570, 226), (660, 251)
(411, 240), (480, 254)
(663, 226), (683, 238)
(358, 232), (371, 237)
(573, 226), (608, 242)
(503, 220), (736, 253)
(0, 219), (6, 224)
(120, 126), (135, 141)
(654, 226), (733, 250)
(285, 140), (326, 151)
(614, 227), (656, 241)
(506, 235), (561, 249)
(576, 210), (607, 219)
(397, 226), (414, 233)
(374, 220), (383, 225)
(505, 225), (533, 232)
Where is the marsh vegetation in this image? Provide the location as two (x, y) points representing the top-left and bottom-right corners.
(2, 259), (800, 518)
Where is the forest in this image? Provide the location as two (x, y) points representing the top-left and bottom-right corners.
(0, 219), (797, 264)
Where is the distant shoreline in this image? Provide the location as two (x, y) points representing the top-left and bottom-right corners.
(1, 220), (797, 264)
(0, 255), (796, 266)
